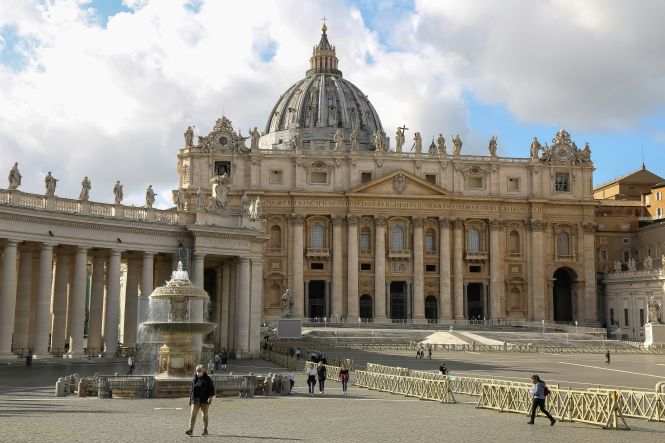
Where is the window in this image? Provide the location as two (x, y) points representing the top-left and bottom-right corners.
(425, 264), (437, 272)
(600, 249), (608, 262)
(555, 173), (570, 192)
(508, 231), (520, 254)
(269, 170), (283, 184)
(620, 223), (630, 231)
(467, 176), (483, 189)
(508, 177), (520, 192)
(360, 263), (372, 271)
(658, 208), (663, 219)
(609, 308), (615, 326)
(624, 308), (629, 326)
(467, 228), (480, 252)
(657, 192), (662, 201)
(557, 232), (571, 256)
(425, 174), (436, 184)
(623, 250), (631, 262)
(640, 309), (645, 327)
(270, 225), (282, 249)
(214, 161), (231, 177)
(310, 262), (324, 270)
(425, 229), (436, 253)
(623, 238), (631, 245)
(359, 227), (371, 252)
(469, 265), (482, 273)
(310, 171), (328, 184)
(310, 224), (324, 249)
(391, 226), (405, 251)
(361, 172), (372, 183)
(598, 224), (606, 231)
(599, 236), (607, 244)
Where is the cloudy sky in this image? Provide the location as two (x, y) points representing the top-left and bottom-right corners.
(1, 0), (664, 208)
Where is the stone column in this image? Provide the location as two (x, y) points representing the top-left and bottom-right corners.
(141, 252), (154, 296)
(412, 217), (425, 319)
(13, 246), (33, 350)
(452, 219), (464, 319)
(192, 253), (205, 351)
(331, 215), (344, 318)
(69, 246), (88, 357)
(122, 256), (139, 346)
(50, 251), (70, 351)
(32, 243), (54, 356)
(346, 215), (359, 319)
(374, 216), (387, 320)
(439, 217), (452, 319)
(104, 249), (121, 356)
(489, 219), (502, 319)
(220, 263), (231, 350)
(86, 253), (105, 352)
(290, 215), (305, 317)
(0, 240), (18, 356)
(529, 220), (546, 320)
(582, 223), (597, 322)
(304, 280), (310, 318)
(235, 257), (251, 356)
(249, 258), (263, 353)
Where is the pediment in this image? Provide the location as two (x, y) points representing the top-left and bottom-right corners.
(346, 169), (449, 196)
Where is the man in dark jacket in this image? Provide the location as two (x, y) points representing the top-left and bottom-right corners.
(186, 364), (216, 436)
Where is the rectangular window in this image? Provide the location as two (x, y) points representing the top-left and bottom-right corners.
(360, 263), (372, 271)
(555, 173), (570, 192)
(620, 223), (631, 231)
(657, 192), (662, 201)
(425, 174), (437, 184)
(467, 176), (483, 189)
(425, 234), (435, 253)
(310, 262), (324, 270)
(269, 170), (283, 184)
(609, 308), (615, 326)
(359, 233), (371, 252)
(310, 171), (328, 184)
(598, 224), (606, 231)
(361, 172), (372, 183)
(469, 265), (482, 273)
(623, 238), (631, 244)
(657, 208), (663, 218)
(624, 308), (629, 326)
(599, 236), (607, 244)
(214, 161), (231, 177)
(623, 250), (631, 262)
(640, 309), (645, 327)
(507, 177), (520, 192)
(600, 249), (608, 262)
(425, 264), (437, 272)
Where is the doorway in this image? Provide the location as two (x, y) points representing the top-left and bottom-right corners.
(553, 268), (574, 322)
(359, 294), (373, 319)
(308, 280), (326, 318)
(390, 281), (407, 319)
(466, 283), (484, 319)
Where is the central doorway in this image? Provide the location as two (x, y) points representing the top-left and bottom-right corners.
(466, 283), (484, 319)
(308, 280), (325, 318)
(553, 268), (574, 322)
(359, 294), (373, 319)
(390, 281), (407, 319)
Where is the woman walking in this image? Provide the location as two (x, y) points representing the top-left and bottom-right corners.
(306, 362), (317, 396)
(338, 364), (350, 395)
(317, 361), (327, 395)
(528, 374), (556, 426)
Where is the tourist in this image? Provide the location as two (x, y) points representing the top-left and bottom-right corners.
(295, 347), (301, 360)
(186, 365), (216, 436)
(427, 346), (432, 359)
(221, 349), (228, 370)
(527, 375), (555, 426)
(64, 342), (69, 354)
(127, 355), (135, 375)
(317, 361), (327, 395)
(289, 347), (295, 358)
(439, 362), (447, 375)
(306, 362), (317, 396)
(605, 351), (610, 365)
(338, 364), (350, 395)
(287, 370), (295, 393)
(214, 352), (221, 371)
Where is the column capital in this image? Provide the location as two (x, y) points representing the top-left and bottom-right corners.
(109, 249), (122, 257)
(489, 219), (504, 231)
(142, 251), (156, 257)
(412, 217), (425, 228)
(288, 213), (306, 225)
(239, 256), (251, 264)
(331, 215), (345, 225)
(347, 214), (360, 225)
(527, 219), (546, 232)
(193, 252), (206, 260)
(582, 222), (596, 234)
(438, 216), (451, 229)
(452, 218), (464, 229)
(39, 242), (56, 251)
(4, 239), (19, 248)
(374, 215), (388, 227)
(75, 245), (88, 254)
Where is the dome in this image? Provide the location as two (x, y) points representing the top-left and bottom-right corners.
(260, 26), (386, 151)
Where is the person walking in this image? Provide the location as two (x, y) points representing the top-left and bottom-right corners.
(127, 356), (135, 375)
(438, 362), (447, 375)
(295, 347), (301, 360)
(220, 350), (228, 371)
(527, 374), (555, 426)
(185, 365), (216, 436)
(338, 364), (350, 395)
(605, 351), (610, 365)
(427, 346), (432, 359)
(214, 352), (221, 371)
(287, 370), (295, 394)
(317, 361), (327, 395)
(306, 362), (317, 396)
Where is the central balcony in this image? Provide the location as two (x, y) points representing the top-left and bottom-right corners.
(388, 249), (412, 260)
(306, 248), (330, 258)
(465, 251), (488, 261)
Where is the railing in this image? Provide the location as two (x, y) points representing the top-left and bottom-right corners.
(154, 210), (178, 224)
(366, 362), (410, 377)
(19, 193), (46, 209)
(465, 251), (488, 260)
(124, 207), (147, 221)
(354, 370), (456, 404)
(0, 190), (10, 204)
(586, 388), (665, 422)
(89, 202), (114, 217)
(55, 199), (80, 213)
(388, 249), (411, 258)
(306, 248), (330, 257)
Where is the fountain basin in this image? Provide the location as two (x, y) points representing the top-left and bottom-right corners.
(141, 322), (216, 336)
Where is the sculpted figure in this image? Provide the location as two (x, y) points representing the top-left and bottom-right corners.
(530, 137), (541, 159)
(488, 136), (497, 157)
(281, 289), (293, 318)
(647, 296), (663, 324)
(44, 171), (57, 197)
(583, 142), (591, 162)
(437, 134), (446, 155)
(613, 260), (622, 273)
(184, 126), (194, 148)
(208, 173), (230, 211)
(145, 185), (156, 208)
(250, 127), (260, 150)
(452, 134), (462, 155)
(176, 187), (186, 211)
(662, 255), (665, 268)
(645, 255), (653, 271)
(241, 191), (250, 215)
(395, 128), (405, 153)
(236, 130), (248, 151)
(249, 196), (262, 220)
(412, 132), (422, 153)
(196, 187), (205, 210)
(350, 129), (359, 151)
(8, 162), (21, 190)
(628, 257), (637, 272)
(113, 181), (123, 205)
(333, 129), (344, 152)
(79, 176), (91, 201)
(294, 128), (303, 151)
(374, 130), (385, 152)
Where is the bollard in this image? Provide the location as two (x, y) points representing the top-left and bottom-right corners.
(55, 378), (66, 397)
(77, 380), (86, 397)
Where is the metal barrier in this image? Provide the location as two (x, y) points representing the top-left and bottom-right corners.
(476, 384), (629, 430)
(366, 362), (410, 377)
(97, 375), (154, 398)
(586, 388), (665, 422)
(329, 342), (665, 354)
(354, 370), (456, 403)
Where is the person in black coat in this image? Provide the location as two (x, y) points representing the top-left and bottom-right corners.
(317, 362), (327, 394)
(186, 365), (216, 436)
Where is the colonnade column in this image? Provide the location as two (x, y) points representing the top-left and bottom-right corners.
(346, 215), (359, 319)
(86, 253), (105, 352)
(13, 246), (33, 349)
(290, 215), (305, 317)
(123, 256), (139, 346)
(582, 223), (597, 322)
(50, 250), (70, 351)
(439, 218), (452, 319)
(412, 217), (424, 319)
(235, 257), (251, 356)
(249, 258), (263, 353)
(104, 249), (121, 356)
(0, 240), (19, 356)
(374, 216), (387, 320)
(452, 219), (464, 319)
(141, 252), (154, 296)
(33, 243), (54, 356)
(192, 253), (205, 351)
(529, 220), (545, 320)
(220, 263), (231, 350)
(489, 219), (502, 319)
(331, 215), (344, 319)
(69, 246), (88, 357)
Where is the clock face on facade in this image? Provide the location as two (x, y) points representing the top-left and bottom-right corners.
(213, 131), (231, 149)
(219, 136), (228, 146)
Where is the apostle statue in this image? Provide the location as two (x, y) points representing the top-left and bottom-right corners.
(241, 191), (250, 215)
(530, 137), (541, 159)
(333, 129), (344, 152)
(249, 196), (263, 221)
(208, 173), (230, 211)
(8, 162), (21, 190)
(374, 130), (385, 152)
(613, 260), (622, 273)
(175, 187), (186, 211)
(412, 132), (422, 153)
(196, 187), (205, 210)
(646, 296), (663, 324)
(281, 289), (293, 318)
(350, 129), (359, 151)
(184, 126), (194, 148)
(582, 142), (591, 162)
(645, 255), (653, 271)
(628, 257), (637, 272)
(294, 128), (303, 151)
(113, 180), (123, 205)
(44, 172), (57, 197)
(145, 185), (156, 208)
(79, 176), (91, 201)
(395, 128), (405, 153)
(236, 130), (248, 152)
(488, 136), (498, 157)
(452, 134), (463, 155)
(250, 127), (260, 150)
(437, 134), (446, 156)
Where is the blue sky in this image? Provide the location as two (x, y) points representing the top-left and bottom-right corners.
(1, 0), (664, 206)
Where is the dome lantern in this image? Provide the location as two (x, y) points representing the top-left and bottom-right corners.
(308, 24), (340, 76)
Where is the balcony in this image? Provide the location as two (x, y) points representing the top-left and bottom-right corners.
(388, 249), (411, 260)
(306, 248), (330, 257)
(465, 251), (488, 261)
(266, 247), (284, 256)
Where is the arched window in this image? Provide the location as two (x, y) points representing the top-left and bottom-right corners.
(360, 227), (371, 252)
(391, 226), (405, 250)
(467, 228), (480, 252)
(310, 224), (324, 249)
(425, 229), (436, 253)
(557, 232), (570, 256)
(270, 225), (282, 249)
(508, 231), (520, 254)
(359, 294), (373, 319)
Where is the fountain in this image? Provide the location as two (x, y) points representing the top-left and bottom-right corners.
(140, 262), (216, 377)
